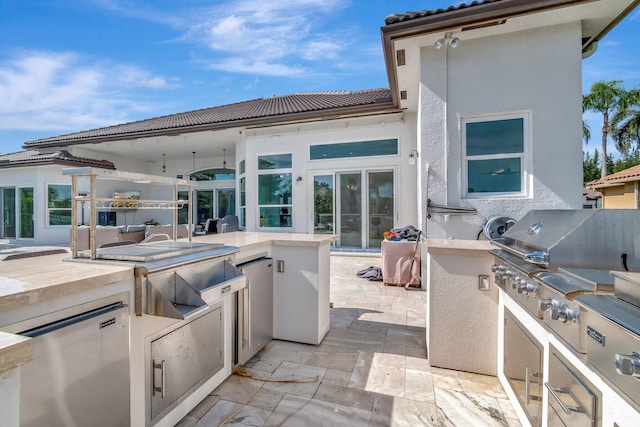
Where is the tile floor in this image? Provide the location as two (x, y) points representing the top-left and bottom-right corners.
(176, 254), (522, 427)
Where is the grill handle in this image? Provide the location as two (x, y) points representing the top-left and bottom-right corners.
(523, 251), (549, 266)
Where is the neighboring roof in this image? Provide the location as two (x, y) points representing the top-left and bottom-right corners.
(586, 164), (640, 188)
(0, 150), (115, 169)
(24, 89), (396, 148)
(583, 188), (602, 200)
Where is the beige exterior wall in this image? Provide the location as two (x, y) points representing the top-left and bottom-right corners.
(602, 182), (638, 209)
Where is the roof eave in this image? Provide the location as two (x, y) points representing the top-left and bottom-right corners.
(23, 102), (400, 149)
(589, 175), (640, 188)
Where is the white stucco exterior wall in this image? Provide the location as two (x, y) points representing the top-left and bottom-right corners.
(420, 22), (584, 239)
(242, 113), (419, 234)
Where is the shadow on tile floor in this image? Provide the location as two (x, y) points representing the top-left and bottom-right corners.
(176, 255), (521, 427)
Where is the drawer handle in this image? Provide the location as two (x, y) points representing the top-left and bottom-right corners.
(544, 382), (584, 415)
(153, 359), (166, 398)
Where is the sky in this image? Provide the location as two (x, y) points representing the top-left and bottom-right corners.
(0, 0), (639, 156)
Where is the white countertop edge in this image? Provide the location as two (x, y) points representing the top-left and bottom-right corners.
(0, 332), (32, 374)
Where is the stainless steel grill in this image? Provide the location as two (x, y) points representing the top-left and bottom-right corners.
(491, 209), (640, 412)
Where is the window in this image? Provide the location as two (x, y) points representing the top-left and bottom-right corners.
(310, 139), (398, 160)
(462, 114), (528, 197)
(258, 154), (292, 228)
(47, 184), (71, 226)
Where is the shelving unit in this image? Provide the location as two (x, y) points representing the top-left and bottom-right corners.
(63, 167), (196, 259)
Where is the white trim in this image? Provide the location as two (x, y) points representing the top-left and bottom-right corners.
(461, 111), (531, 199)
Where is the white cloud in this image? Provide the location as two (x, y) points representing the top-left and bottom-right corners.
(0, 51), (177, 131)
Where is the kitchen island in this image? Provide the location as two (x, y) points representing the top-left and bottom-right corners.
(0, 231), (336, 427)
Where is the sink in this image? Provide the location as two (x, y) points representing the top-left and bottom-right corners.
(145, 257), (246, 319)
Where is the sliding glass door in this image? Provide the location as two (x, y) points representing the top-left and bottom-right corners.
(313, 170), (394, 250)
(367, 171), (394, 248)
(2, 188), (16, 238)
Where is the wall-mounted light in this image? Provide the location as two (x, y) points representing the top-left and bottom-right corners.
(296, 176), (303, 182)
(191, 151), (197, 180)
(435, 34), (460, 49)
(222, 148), (227, 169)
(409, 149), (419, 165)
(162, 153), (166, 173)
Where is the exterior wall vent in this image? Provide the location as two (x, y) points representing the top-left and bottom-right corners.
(396, 49), (406, 66)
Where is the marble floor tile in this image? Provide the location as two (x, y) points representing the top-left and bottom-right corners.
(370, 394), (441, 427)
(210, 374), (264, 405)
(371, 350), (406, 369)
(261, 361), (326, 398)
(246, 387), (285, 412)
(306, 345), (359, 372)
(313, 381), (375, 411)
(459, 371), (509, 399)
(185, 395), (220, 418)
(194, 400), (244, 426)
(386, 326), (427, 348)
(404, 368), (436, 403)
(321, 327), (386, 352)
(364, 365), (405, 397)
(266, 393), (371, 427)
(320, 368), (352, 386)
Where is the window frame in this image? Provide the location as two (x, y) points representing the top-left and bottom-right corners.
(257, 153), (293, 230)
(46, 183), (72, 227)
(461, 112), (530, 199)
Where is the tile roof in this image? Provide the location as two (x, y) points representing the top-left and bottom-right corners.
(586, 164), (640, 187)
(0, 150), (115, 169)
(24, 88), (394, 147)
(384, 0), (502, 25)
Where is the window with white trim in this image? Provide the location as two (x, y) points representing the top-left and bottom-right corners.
(462, 113), (528, 197)
(47, 184), (72, 226)
(257, 154), (292, 228)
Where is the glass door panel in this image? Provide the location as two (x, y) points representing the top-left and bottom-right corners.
(2, 188), (16, 238)
(368, 171), (394, 249)
(216, 188), (235, 218)
(19, 187), (34, 238)
(196, 190), (213, 225)
(313, 175), (334, 234)
(338, 173), (361, 248)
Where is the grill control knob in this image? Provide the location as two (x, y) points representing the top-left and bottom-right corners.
(615, 353), (640, 378)
(525, 282), (538, 297)
(491, 264), (500, 273)
(550, 305), (579, 323)
(512, 276), (523, 291)
(538, 298), (553, 311)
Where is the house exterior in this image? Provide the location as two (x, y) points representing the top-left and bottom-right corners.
(382, 0), (639, 239)
(1, 0), (637, 247)
(1, 90), (419, 249)
(587, 164), (640, 209)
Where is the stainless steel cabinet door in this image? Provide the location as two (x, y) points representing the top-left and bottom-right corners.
(151, 305), (223, 420)
(504, 310), (543, 427)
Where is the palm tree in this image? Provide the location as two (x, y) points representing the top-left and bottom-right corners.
(583, 80), (626, 177)
(611, 88), (640, 155)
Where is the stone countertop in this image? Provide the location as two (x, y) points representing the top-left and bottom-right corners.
(0, 252), (133, 311)
(193, 231), (338, 249)
(0, 232), (337, 310)
(0, 331), (32, 374)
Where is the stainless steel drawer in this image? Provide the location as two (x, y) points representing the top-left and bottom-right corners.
(546, 347), (600, 427)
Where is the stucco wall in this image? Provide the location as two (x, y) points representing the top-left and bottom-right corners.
(602, 182), (638, 209)
(419, 22), (584, 239)
(242, 113), (419, 233)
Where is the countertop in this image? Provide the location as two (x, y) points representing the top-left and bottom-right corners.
(0, 232), (337, 310)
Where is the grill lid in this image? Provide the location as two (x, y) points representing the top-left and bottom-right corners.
(491, 209), (640, 272)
